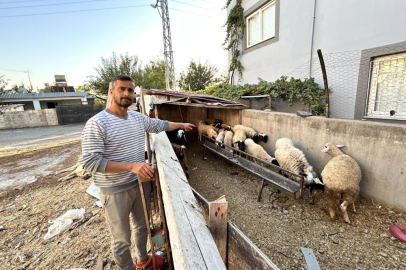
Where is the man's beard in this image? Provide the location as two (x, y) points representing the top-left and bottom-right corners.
(113, 96), (133, 108)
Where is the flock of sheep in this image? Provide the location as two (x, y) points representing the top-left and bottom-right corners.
(197, 119), (362, 224)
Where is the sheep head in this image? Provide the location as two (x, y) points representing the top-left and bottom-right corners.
(322, 142), (345, 157)
(207, 128), (218, 140)
(234, 140), (245, 151)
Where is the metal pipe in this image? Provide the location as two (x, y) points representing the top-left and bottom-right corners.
(309, 0), (317, 78)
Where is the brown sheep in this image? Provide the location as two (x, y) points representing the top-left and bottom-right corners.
(171, 143), (189, 179)
(198, 120), (218, 140)
(321, 142), (362, 224)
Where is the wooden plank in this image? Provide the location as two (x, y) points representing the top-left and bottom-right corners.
(151, 132), (226, 270)
(227, 222), (279, 270)
(209, 196), (228, 264)
(192, 189), (280, 270)
(166, 101), (245, 110)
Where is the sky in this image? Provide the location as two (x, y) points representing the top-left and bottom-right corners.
(0, 0), (228, 91)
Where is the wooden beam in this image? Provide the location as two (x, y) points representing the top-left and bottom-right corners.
(165, 101), (245, 110)
(209, 196), (228, 264)
(152, 132), (226, 269)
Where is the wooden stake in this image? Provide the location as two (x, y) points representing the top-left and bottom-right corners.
(209, 195), (228, 264)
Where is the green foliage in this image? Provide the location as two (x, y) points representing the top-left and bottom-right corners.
(75, 85), (87, 92)
(86, 52), (143, 95)
(10, 82), (33, 93)
(194, 76), (328, 115)
(0, 75), (9, 93)
(178, 60), (218, 91)
(85, 53), (167, 95)
(223, 0), (245, 83)
(141, 59), (167, 89)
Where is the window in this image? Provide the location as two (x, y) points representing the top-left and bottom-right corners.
(366, 52), (406, 118)
(247, 1), (276, 48)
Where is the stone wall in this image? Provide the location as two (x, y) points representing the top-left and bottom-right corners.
(0, 109), (59, 130)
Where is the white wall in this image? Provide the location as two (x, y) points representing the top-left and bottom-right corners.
(233, 0), (406, 119)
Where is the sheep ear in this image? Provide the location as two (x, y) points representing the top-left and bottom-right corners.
(336, 145), (345, 148)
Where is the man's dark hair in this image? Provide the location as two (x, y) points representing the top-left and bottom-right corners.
(110, 75), (134, 89)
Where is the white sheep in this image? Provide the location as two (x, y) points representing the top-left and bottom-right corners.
(232, 125), (268, 142)
(198, 120), (218, 140)
(244, 139), (279, 166)
(275, 138), (322, 186)
(321, 142), (362, 224)
(232, 129), (247, 151)
(215, 130), (225, 146)
(224, 130), (234, 151)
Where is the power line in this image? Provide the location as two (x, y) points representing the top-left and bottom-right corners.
(195, 0), (225, 7)
(0, 0), (114, 10)
(0, 0), (73, 4)
(0, 4), (211, 18)
(0, 68), (28, 73)
(170, 0), (219, 12)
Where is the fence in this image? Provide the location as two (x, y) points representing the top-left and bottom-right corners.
(286, 45), (406, 120)
(56, 104), (105, 125)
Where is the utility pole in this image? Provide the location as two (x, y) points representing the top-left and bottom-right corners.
(151, 0), (176, 91)
(26, 70), (33, 91)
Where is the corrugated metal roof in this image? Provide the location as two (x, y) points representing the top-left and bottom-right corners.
(0, 92), (87, 99)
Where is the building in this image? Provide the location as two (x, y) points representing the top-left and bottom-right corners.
(228, 0), (406, 122)
(0, 92), (94, 110)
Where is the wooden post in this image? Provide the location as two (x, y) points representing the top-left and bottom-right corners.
(209, 195), (228, 264)
(317, 49), (330, 118)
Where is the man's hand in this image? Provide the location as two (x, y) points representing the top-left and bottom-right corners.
(180, 123), (196, 132)
(130, 162), (154, 179)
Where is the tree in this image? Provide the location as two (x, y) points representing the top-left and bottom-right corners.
(76, 85), (87, 92)
(0, 75), (9, 93)
(178, 60), (218, 91)
(141, 59), (167, 89)
(86, 52), (143, 95)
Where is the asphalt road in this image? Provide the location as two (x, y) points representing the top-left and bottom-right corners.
(0, 123), (85, 153)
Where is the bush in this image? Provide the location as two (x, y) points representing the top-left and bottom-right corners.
(192, 76), (328, 115)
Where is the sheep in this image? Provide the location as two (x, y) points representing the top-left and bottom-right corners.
(274, 138), (322, 186)
(166, 129), (188, 144)
(215, 130), (225, 147)
(224, 130), (234, 151)
(232, 129), (247, 151)
(205, 119), (222, 129)
(320, 142), (362, 224)
(171, 143), (189, 179)
(54, 162), (91, 182)
(244, 139), (279, 166)
(232, 125), (268, 142)
(220, 124), (232, 131)
(198, 120), (218, 140)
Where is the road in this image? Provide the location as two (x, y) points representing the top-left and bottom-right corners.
(0, 123), (85, 154)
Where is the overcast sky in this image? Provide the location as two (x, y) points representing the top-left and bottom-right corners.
(0, 0), (228, 91)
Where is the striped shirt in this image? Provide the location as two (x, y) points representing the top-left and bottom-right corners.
(79, 109), (168, 194)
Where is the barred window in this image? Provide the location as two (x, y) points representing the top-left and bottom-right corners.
(367, 52), (406, 118)
(247, 1), (276, 48)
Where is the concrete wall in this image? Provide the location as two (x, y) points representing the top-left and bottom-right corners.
(0, 109), (59, 130)
(231, 0), (406, 119)
(242, 110), (406, 212)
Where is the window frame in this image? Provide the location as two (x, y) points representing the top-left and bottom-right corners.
(366, 53), (406, 119)
(246, 0), (276, 49)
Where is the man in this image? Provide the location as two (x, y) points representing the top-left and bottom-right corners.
(79, 75), (195, 270)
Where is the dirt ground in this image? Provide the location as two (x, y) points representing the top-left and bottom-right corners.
(1, 141), (406, 270)
(0, 143), (116, 270)
(187, 142), (406, 270)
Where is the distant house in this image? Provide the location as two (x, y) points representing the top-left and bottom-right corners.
(0, 92), (95, 110)
(228, 0), (406, 122)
